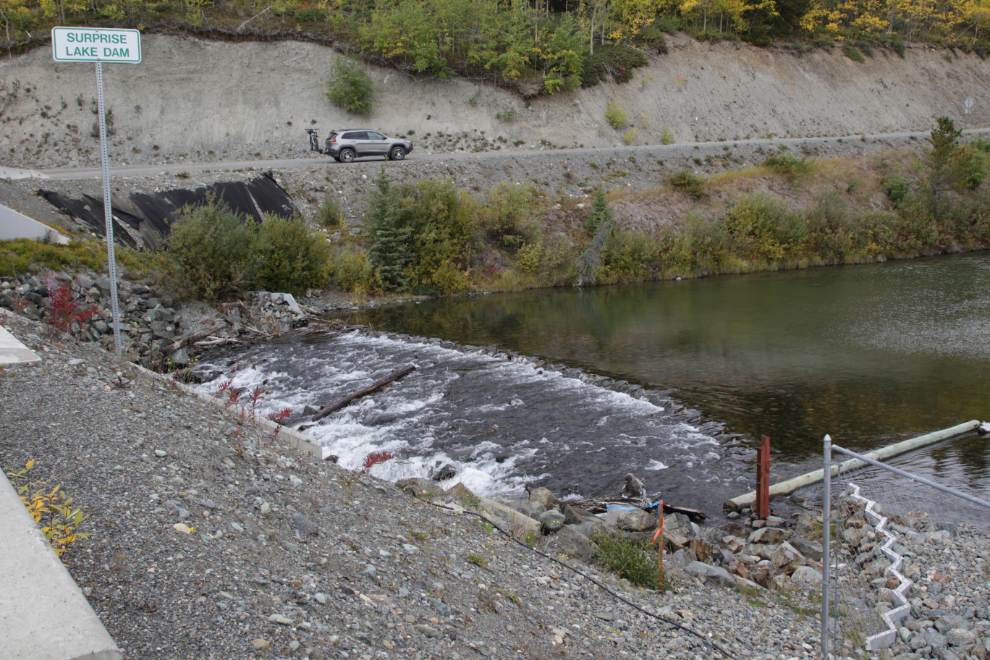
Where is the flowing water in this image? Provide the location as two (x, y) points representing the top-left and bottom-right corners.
(196, 253), (990, 518)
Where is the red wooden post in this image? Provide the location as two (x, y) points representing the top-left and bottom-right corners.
(755, 435), (771, 520)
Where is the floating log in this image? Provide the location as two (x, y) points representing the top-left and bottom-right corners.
(164, 323), (224, 354)
(312, 364), (416, 422)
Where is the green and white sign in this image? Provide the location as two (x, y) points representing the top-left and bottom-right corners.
(51, 27), (141, 63)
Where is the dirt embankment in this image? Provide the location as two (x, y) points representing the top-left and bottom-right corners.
(1, 33), (989, 171)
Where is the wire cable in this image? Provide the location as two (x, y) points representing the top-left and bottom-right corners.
(407, 488), (738, 660)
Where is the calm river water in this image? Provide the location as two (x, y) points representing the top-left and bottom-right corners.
(197, 253), (990, 518)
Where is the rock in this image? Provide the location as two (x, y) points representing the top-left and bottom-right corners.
(616, 509), (658, 532)
(154, 449), (167, 457)
(789, 536), (824, 562)
(171, 348), (190, 366)
(268, 614), (293, 625)
(771, 542), (807, 571)
(529, 487), (559, 511)
(360, 564), (377, 579)
(946, 629), (976, 647)
(291, 513), (317, 535)
(561, 503), (594, 525)
(622, 473), (646, 498)
(569, 517), (606, 539)
(432, 464), (457, 481)
(664, 513), (697, 539)
(251, 639), (269, 650)
(556, 526), (593, 562)
(540, 509), (566, 533)
(721, 522), (748, 538)
(414, 624), (441, 638)
(790, 566), (823, 586)
(683, 561), (739, 590)
(749, 527), (792, 544)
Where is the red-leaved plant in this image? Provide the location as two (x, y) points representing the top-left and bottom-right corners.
(361, 450), (396, 473)
(266, 407), (293, 444)
(45, 276), (96, 340)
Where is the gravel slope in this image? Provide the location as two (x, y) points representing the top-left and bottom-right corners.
(0, 310), (827, 660)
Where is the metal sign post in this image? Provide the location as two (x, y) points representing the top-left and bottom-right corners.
(52, 27), (141, 356)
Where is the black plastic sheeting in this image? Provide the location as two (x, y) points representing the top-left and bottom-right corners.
(39, 172), (298, 251)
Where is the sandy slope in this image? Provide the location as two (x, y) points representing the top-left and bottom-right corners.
(1, 33), (989, 171)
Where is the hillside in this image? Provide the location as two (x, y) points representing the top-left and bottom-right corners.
(1, 33), (989, 170)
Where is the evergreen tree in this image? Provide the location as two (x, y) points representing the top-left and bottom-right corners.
(366, 167), (410, 290)
(927, 116), (962, 220)
(586, 186), (614, 236)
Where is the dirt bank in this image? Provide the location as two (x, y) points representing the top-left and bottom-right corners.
(2, 33), (989, 170)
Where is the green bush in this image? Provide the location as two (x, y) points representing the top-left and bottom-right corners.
(473, 182), (537, 250)
(581, 44), (648, 88)
(668, 170), (707, 199)
(659, 124), (675, 145)
(295, 7), (327, 22)
(604, 99), (628, 130)
(841, 43), (865, 63)
(954, 145), (990, 190)
(399, 178), (472, 294)
(601, 228), (662, 279)
(882, 174), (910, 206)
(317, 194), (346, 230)
(805, 192), (856, 262)
(328, 245), (371, 291)
(163, 197), (258, 301)
(253, 214), (331, 294)
(591, 532), (671, 591)
(764, 152), (814, 181)
(325, 57), (375, 116)
(724, 194), (804, 262)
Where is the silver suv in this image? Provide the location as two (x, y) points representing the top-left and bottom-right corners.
(326, 129), (413, 163)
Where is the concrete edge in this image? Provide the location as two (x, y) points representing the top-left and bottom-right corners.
(0, 322), (41, 365)
(0, 471), (122, 660)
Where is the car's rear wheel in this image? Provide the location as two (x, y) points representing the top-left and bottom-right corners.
(339, 148), (356, 163)
(389, 146), (406, 161)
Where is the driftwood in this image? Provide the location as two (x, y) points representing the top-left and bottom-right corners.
(312, 364), (416, 422)
(570, 496), (707, 522)
(164, 323), (225, 354)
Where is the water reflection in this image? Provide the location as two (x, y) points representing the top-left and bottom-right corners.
(349, 253), (990, 484)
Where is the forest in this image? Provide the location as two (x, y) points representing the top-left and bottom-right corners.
(3, 0), (990, 97)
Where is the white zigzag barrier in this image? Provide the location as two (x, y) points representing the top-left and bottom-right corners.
(846, 484), (915, 650)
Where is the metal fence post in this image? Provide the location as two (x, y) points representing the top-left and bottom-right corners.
(822, 434), (832, 660)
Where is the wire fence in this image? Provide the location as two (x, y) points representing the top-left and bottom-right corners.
(819, 436), (990, 659)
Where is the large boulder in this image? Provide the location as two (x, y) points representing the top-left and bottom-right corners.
(748, 527), (792, 544)
(617, 509), (658, 532)
(569, 517), (607, 540)
(664, 513), (698, 539)
(790, 566), (823, 586)
(540, 509), (566, 534)
(788, 536), (823, 562)
(683, 561), (739, 590)
(556, 526), (593, 562)
(528, 487), (559, 511)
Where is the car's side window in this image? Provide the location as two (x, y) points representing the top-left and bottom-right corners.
(352, 132), (369, 140)
(341, 132), (359, 140)
(367, 132), (385, 140)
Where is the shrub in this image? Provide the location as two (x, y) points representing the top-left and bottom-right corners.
(325, 57), (375, 116)
(398, 178), (472, 294)
(317, 194), (346, 230)
(591, 531), (670, 590)
(623, 127), (637, 144)
(806, 192), (856, 262)
(882, 174), (910, 206)
(162, 197), (258, 301)
(724, 194), (804, 262)
(328, 245), (370, 291)
(604, 99), (628, 130)
(252, 213), (331, 295)
(295, 7), (327, 22)
(891, 37), (906, 57)
(600, 229), (662, 280)
(764, 152), (814, 181)
(668, 170), (707, 199)
(841, 43), (865, 63)
(586, 187), (614, 236)
(954, 145), (990, 190)
(581, 44), (648, 87)
(473, 182), (537, 250)
(7, 460), (91, 562)
(0, 238), (151, 278)
(659, 124), (675, 145)
(44, 275), (96, 339)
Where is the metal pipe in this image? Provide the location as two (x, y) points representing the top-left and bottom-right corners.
(831, 445), (990, 510)
(724, 420), (982, 510)
(821, 434), (831, 660)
